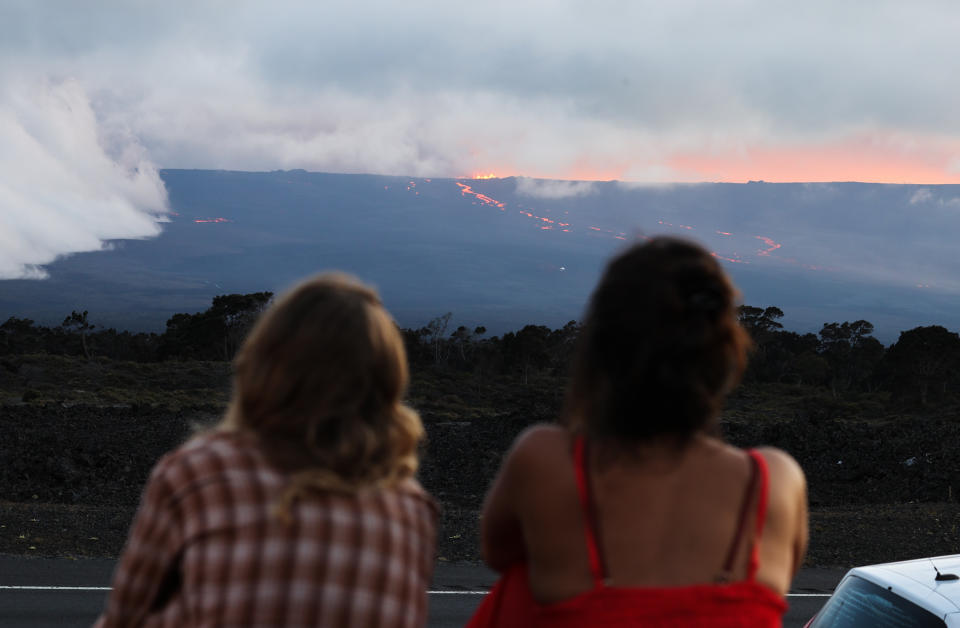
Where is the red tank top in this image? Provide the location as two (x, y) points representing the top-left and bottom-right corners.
(536, 436), (788, 627)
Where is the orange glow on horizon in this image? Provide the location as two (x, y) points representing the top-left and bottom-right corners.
(669, 136), (960, 183)
(459, 133), (960, 183)
(459, 161), (626, 182)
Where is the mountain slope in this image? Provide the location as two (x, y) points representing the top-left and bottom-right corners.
(3, 170), (959, 342)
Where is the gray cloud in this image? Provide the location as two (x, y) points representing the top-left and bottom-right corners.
(6, 2), (960, 154)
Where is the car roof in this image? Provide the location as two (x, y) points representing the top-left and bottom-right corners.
(847, 554), (960, 620)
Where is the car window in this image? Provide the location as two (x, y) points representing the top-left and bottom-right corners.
(809, 574), (946, 628)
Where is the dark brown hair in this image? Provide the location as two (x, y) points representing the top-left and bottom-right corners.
(220, 273), (423, 508)
(564, 237), (750, 446)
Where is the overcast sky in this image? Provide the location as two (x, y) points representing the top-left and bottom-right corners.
(3, 0), (960, 278)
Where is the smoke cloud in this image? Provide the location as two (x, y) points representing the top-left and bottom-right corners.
(515, 177), (598, 199)
(0, 78), (168, 279)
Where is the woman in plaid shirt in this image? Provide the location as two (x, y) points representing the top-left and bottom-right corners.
(97, 274), (438, 627)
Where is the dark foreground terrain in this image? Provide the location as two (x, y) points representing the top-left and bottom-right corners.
(2, 356), (960, 568)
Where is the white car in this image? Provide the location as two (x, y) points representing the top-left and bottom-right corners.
(806, 555), (960, 627)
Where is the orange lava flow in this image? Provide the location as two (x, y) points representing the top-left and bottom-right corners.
(455, 182), (506, 209)
(712, 251), (748, 264)
(755, 236), (782, 256)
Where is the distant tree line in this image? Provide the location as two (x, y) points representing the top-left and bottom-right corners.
(0, 292), (273, 364)
(2, 295), (960, 408)
(737, 306), (960, 407)
(401, 312), (582, 386)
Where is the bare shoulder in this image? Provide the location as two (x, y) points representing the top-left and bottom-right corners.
(503, 423), (572, 473)
(752, 446), (807, 495)
(752, 446), (809, 580)
(752, 446), (805, 477)
(512, 423), (569, 450)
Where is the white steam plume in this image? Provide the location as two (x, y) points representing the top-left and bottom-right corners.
(515, 177), (598, 199)
(0, 78), (169, 280)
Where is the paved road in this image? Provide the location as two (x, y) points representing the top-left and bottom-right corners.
(0, 556), (839, 627)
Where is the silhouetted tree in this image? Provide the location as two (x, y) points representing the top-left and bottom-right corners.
(763, 330), (819, 384)
(818, 321), (883, 395)
(502, 325), (553, 384)
(0, 317), (41, 355)
(738, 305), (785, 334)
(159, 292), (272, 360)
(425, 312), (452, 365)
(882, 325), (960, 406)
(208, 292), (273, 360)
(738, 305), (786, 383)
(61, 310), (95, 360)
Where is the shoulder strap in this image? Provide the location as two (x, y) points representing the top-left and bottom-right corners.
(572, 435), (606, 588)
(718, 450), (760, 581)
(746, 449), (770, 581)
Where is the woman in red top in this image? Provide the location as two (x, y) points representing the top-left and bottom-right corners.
(477, 237), (808, 626)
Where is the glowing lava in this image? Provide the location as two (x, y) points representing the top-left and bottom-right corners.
(471, 173), (499, 180)
(755, 236), (782, 256)
(449, 181), (791, 261)
(455, 182), (506, 209)
(712, 252), (747, 264)
(657, 220), (693, 230)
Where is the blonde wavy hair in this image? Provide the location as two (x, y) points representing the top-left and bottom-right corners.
(219, 273), (423, 515)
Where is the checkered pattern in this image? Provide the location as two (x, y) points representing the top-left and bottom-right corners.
(95, 431), (437, 627)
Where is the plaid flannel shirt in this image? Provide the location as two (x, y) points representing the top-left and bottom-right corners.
(95, 431), (438, 627)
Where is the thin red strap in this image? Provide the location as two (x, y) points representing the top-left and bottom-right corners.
(719, 451), (759, 579)
(747, 449), (770, 581)
(572, 435), (605, 587)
